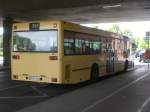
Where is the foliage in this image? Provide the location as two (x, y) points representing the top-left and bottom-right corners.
(108, 24), (133, 38)
(0, 35), (2, 48)
(108, 25), (122, 34)
(108, 24), (150, 50)
(122, 29), (133, 38)
(133, 37), (149, 49)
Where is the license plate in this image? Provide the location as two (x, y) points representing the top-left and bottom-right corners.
(28, 76), (40, 81)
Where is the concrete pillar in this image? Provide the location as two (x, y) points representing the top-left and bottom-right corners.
(3, 17), (13, 67)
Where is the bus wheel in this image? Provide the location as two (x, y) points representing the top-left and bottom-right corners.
(90, 64), (99, 82)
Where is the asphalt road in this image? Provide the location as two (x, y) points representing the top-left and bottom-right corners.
(0, 71), (82, 112)
(0, 64), (148, 112)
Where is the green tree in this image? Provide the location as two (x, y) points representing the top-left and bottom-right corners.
(108, 24), (141, 50)
(108, 24), (133, 38)
(108, 25), (122, 34)
(122, 29), (133, 38)
(133, 37), (148, 49)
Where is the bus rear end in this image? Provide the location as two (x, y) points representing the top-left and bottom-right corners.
(11, 21), (63, 84)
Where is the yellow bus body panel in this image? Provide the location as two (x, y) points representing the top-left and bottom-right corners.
(11, 20), (132, 84)
(11, 21), (63, 84)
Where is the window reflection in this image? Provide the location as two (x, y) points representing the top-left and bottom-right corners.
(13, 30), (57, 52)
(64, 31), (102, 55)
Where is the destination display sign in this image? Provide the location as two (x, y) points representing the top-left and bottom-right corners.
(29, 23), (40, 31)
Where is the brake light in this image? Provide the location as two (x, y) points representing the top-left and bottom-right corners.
(12, 55), (20, 59)
(49, 56), (58, 60)
(13, 75), (18, 79)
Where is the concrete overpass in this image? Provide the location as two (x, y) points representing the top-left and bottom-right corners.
(0, 0), (150, 23)
(1, 0), (150, 67)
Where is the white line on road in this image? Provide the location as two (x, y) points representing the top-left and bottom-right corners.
(0, 85), (49, 99)
(80, 71), (150, 112)
(30, 86), (48, 97)
(138, 96), (150, 112)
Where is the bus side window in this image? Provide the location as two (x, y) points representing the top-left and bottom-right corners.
(75, 39), (82, 55)
(75, 33), (90, 55)
(64, 31), (75, 55)
(90, 41), (101, 54)
(82, 40), (90, 54)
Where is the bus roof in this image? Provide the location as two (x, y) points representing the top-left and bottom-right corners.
(13, 20), (123, 39)
(62, 20), (123, 39)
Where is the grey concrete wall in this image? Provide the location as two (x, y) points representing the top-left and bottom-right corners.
(3, 17), (13, 67)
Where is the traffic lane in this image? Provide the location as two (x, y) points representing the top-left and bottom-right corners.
(0, 70), (87, 112)
(0, 71), (27, 89)
(0, 71), (88, 112)
(17, 65), (149, 112)
(141, 98), (150, 112)
(81, 71), (150, 112)
(0, 64), (145, 112)
(0, 71), (44, 112)
(0, 86), (79, 112)
(0, 98), (47, 112)
(0, 85), (79, 112)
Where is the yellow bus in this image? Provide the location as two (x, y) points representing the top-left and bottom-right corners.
(11, 20), (134, 84)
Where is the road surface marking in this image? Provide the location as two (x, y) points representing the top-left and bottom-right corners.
(0, 85), (48, 99)
(138, 96), (150, 112)
(80, 71), (150, 112)
(31, 86), (48, 97)
(0, 84), (50, 99)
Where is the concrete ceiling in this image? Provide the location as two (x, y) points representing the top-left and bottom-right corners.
(0, 0), (150, 24)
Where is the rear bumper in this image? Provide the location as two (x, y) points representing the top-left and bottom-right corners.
(12, 75), (61, 84)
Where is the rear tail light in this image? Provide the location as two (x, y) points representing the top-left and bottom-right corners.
(13, 75), (18, 79)
(49, 56), (58, 60)
(12, 55), (20, 59)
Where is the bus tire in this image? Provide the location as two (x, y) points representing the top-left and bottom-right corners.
(124, 60), (128, 72)
(90, 64), (99, 82)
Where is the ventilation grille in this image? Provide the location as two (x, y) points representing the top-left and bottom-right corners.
(65, 64), (71, 80)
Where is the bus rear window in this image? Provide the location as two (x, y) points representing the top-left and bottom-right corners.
(13, 30), (57, 52)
